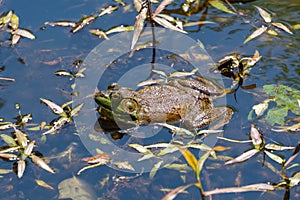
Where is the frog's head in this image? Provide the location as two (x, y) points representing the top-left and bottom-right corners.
(94, 83), (140, 124)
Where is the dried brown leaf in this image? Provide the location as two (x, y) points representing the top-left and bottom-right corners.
(225, 149), (259, 165)
(272, 22), (293, 34)
(244, 26), (267, 44)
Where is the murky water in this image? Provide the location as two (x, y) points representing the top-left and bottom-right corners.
(0, 0), (299, 199)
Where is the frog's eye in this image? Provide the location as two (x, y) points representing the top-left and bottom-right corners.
(122, 99), (138, 113)
(107, 83), (120, 90)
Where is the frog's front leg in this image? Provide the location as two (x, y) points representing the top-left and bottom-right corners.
(183, 106), (233, 130)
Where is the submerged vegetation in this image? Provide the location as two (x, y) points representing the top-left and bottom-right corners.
(0, 0), (299, 199)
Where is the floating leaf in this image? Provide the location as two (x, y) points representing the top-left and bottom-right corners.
(23, 140), (35, 159)
(285, 143), (300, 167)
(10, 13), (19, 30)
(42, 117), (70, 135)
(71, 15), (97, 33)
(169, 68), (198, 78)
(98, 5), (118, 17)
(153, 0), (174, 17)
(267, 29), (278, 36)
(272, 22), (293, 35)
(153, 16), (187, 34)
(30, 154), (55, 174)
(149, 160), (163, 179)
(208, 0), (235, 14)
(11, 34), (21, 45)
(0, 134), (17, 147)
(45, 21), (76, 27)
(264, 144), (294, 151)
(250, 124), (262, 147)
(14, 128), (28, 147)
(13, 29), (35, 40)
(137, 78), (164, 87)
(114, 161), (135, 171)
(163, 163), (191, 171)
(254, 6), (272, 23)
(252, 100), (269, 117)
(40, 98), (64, 115)
(0, 122), (14, 130)
(54, 70), (74, 77)
(58, 177), (97, 200)
(289, 171), (300, 187)
(0, 153), (18, 160)
(272, 123), (300, 132)
(36, 179), (55, 190)
(196, 150), (211, 178)
(106, 25), (134, 35)
(264, 150), (284, 164)
(178, 147), (197, 173)
(225, 149), (259, 165)
(128, 143), (151, 154)
(17, 160), (26, 178)
(244, 26), (267, 44)
(89, 29), (109, 40)
(293, 24), (300, 30)
(0, 10), (13, 26)
(0, 168), (13, 174)
(131, 4), (147, 49)
(81, 153), (110, 164)
(70, 103), (84, 117)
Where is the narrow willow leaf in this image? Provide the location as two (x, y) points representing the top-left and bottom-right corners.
(153, 16), (187, 34)
(98, 5), (118, 17)
(54, 70), (73, 77)
(187, 143), (212, 152)
(105, 25), (134, 35)
(264, 144), (294, 151)
(13, 29), (35, 40)
(243, 26), (267, 44)
(30, 154), (55, 174)
(0, 169), (13, 174)
(0, 10), (13, 25)
(208, 0), (235, 14)
(11, 33), (20, 45)
(153, 0), (173, 17)
(254, 6), (272, 23)
(0, 153), (18, 160)
(267, 29), (278, 36)
(90, 29), (109, 39)
(128, 143), (151, 154)
(163, 163), (191, 171)
(203, 183), (275, 196)
(71, 15), (97, 33)
(70, 103), (84, 117)
(285, 143), (300, 167)
(157, 123), (194, 136)
(272, 22), (293, 34)
(137, 153), (155, 161)
(40, 98), (64, 115)
(157, 145), (179, 156)
(45, 21), (76, 27)
(82, 153), (110, 164)
(23, 140), (35, 156)
(133, 0), (143, 12)
(289, 171), (300, 187)
(169, 68), (198, 78)
(114, 161), (135, 171)
(149, 160), (163, 179)
(14, 128), (28, 147)
(0, 122), (14, 130)
(293, 24), (300, 30)
(225, 149), (259, 165)
(131, 5), (147, 49)
(152, 69), (167, 77)
(178, 147), (197, 173)
(42, 117), (70, 135)
(36, 179), (54, 190)
(162, 183), (195, 200)
(137, 78), (164, 87)
(10, 13), (19, 30)
(196, 150), (211, 178)
(17, 160), (26, 178)
(77, 162), (104, 175)
(250, 124), (262, 146)
(264, 150), (284, 164)
(0, 134), (17, 147)
(272, 123), (300, 132)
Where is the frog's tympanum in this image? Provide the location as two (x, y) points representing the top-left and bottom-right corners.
(94, 77), (233, 131)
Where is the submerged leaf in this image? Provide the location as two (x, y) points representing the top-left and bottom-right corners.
(30, 154), (55, 174)
(162, 183), (195, 200)
(244, 26), (267, 44)
(254, 6), (272, 23)
(45, 21), (76, 27)
(70, 103), (84, 117)
(114, 161), (135, 171)
(36, 179), (55, 190)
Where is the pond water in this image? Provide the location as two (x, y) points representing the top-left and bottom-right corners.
(0, 0), (299, 199)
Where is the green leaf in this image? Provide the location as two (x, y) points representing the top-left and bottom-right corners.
(265, 107), (288, 126)
(264, 150), (284, 164)
(0, 134), (17, 147)
(149, 160), (163, 179)
(208, 0), (235, 14)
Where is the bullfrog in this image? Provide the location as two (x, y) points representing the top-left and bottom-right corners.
(94, 77), (233, 130)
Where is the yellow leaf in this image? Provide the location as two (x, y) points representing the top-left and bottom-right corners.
(208, 0), (235, 14)
(178, 147), (197, 173)
(36, 179), (54, 190)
